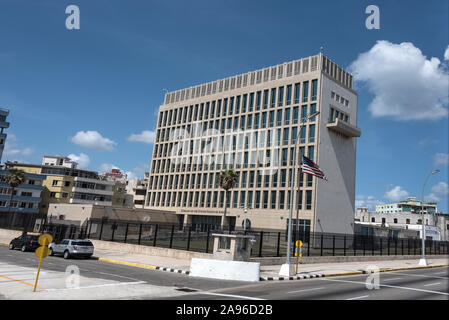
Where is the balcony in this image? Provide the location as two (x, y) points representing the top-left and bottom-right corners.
(326, 118), (361, 138)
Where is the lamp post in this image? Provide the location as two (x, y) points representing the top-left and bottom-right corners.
(280, 111), (320, 276)
(419, 169), (440, 266)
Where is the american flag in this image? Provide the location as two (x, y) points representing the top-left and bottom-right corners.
(301, 156), (328, 181)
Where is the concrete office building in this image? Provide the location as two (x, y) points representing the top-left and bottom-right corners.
(146, 53), (361, 234)
(376, 197), (437, 215)
(0, 108), (10, 163)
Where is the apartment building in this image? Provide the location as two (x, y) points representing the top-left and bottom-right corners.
(126, 172), (150, 208)
(6, 157), (127, 213)
(376, 197), (437, 214)
(146, 53), (361, 234)
(0, 108), (10, 163)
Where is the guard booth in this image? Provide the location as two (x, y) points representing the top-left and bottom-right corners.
(212, 233), (255, 262)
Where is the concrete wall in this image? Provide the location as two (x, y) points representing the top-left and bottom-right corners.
(314, 73), (358, 235)
(89, 239), (213, 260)
(0, 229), (26, 243)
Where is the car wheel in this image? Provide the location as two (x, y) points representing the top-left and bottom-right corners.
(8, 243), (14, 250)
(49, 248), (54, 256)
(63, 250), (70, 259)
(21, 245), (27, 252)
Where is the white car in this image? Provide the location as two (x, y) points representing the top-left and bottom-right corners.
(49, 239), (94, 259)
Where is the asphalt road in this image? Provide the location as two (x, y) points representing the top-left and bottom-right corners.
(1, 246), (448, 300)
(175, 267), (449, 300)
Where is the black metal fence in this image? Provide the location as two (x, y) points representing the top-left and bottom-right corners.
(29, 218), (449, 258)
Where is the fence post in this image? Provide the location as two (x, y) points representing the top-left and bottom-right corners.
(111, 224), (115, 242)
(372, 237), (375, 256)
(276, 232), (281, 257)
(343, 235), (346, 256)
(307, 234), (310, 256)
(320, 234), (324, 256)
(380, 238), (382, 256)
(354, 235), (357, 256)
(258, 231), (263, 257)
(186, 227), (191, 251)
(169, 225), (175, 249)
(387, 238), (390, 256)
(99, 220), (104, 241)
(205, 226), (210, 253)
(124, 223), (129, 243)
(407, 239), (410, 255)
(401, 239), (404, 255)
(88, 220), (92, 239)
(362, 236), (366, 255)
(153, 224), (159, 247)
(332, 235), (335, 256)
(138, 224), (142, 245)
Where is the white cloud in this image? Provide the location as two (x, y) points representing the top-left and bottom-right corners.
(98, 162), (148, 180)
(70, 131), (117, 151)
(444, 45), (449, 61)
(425, 181), (449, 203)
(128, 130), (156, 144)
(349, 40), (449, 121)
(67, 153), (90, 169)
(3, 133), (34, 160)
(355, 195), (384, 211)
(433, 153), (449, 167)
(98, 163), (120, 173)
(383, 186), (409, 202)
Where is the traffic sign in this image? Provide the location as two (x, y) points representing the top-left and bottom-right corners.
(33, 233), (53, 292)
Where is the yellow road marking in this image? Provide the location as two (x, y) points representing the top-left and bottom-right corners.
(0, 274), (43, 289)
(98, 258), (157, 270)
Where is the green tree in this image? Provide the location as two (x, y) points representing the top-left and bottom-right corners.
(218, 169), (238, 230)
(4, 169), (26, 229)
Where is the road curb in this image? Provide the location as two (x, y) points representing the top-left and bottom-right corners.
(259, 264), (449, 281)
(92, 256), (191, 275)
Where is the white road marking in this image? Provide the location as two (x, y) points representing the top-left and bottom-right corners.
(423, 282), (441, 287)
(385, 271), (449, 280)
(45, 281), (147, 291)
(382, 278), (402, 281)
(319, 278), (449, 296)
(433, 272), (447, 275)
(198, 292), (265, 300)
(346, 295), (369, 300)
(288, 287), (325, 294)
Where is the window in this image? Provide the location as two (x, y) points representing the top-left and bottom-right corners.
(278, 86), (284, 106)
(50, 192), (56, 198)
(270, 88), (276, 108)
(277, 109), (282, 126)
(284, 108), (291, 125)
(303, 81), (309, 102)
(263, 90), (269, 109)
(294, 83), (300, 104)
(52, 180), (58, 186)
(306, 190), (312, 210)
(372, 217), (376, 223)
(309, 124), (315, 143)
(65, 181), (70, 187)
(286, 85), (292, 105)
(311, 79), (318, 101)
(394, 218), (398, 224)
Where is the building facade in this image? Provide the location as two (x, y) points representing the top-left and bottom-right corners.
(146, 53), (361, 234)
(0, 108), (10, 163)
(6, 157), (127, 214)
(0, 169), (46, 228)
(376, 197), (437, 214)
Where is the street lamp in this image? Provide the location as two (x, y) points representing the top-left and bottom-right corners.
(280, 111), (320, 277)
(419, 169), (440, 266)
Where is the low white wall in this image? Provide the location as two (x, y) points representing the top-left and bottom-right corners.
(190, 258), (260, 282)
(0, 229), (23, 243)
(89, 239), (213, 260)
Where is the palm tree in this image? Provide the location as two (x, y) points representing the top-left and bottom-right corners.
(218, 169), (238, 230)
(4, 168), (26, 229)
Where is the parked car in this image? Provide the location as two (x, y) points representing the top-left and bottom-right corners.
(9, 234), (40, 252)
(49, 239), (94, 259)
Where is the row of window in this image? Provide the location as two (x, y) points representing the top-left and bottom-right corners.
(0, 200), (36, 209)
(158, 80), (318, 129)
(153, 124), (317, 161)
(156, 104), (318, 144)
(329, 107), (350, 123)
(331, 91), (349, 107)
(148, 189), (313, 211)
(149, 169), (315, 191)
(151, 145), (315, 174)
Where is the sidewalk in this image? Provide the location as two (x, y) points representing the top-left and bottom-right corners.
(1, 236), (448, 281)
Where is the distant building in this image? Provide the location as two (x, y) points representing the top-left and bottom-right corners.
(101, 168), (127, 184)
(0, 169), (46, 228)
(0, 108), (10, 163)
(6, 156), (128, 214)
(355, 209), (449, 241)
(126, 172), (149, 209)
(376, 197), (437, 214)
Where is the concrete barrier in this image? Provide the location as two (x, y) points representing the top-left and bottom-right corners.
(251, 254), (449, 265)
(89, 239), (213, 260)
(0, 229), (23, 243)
(190, 258), (260, 282)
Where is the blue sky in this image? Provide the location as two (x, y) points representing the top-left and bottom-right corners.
(0, 0), (448, 211)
